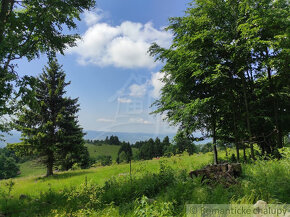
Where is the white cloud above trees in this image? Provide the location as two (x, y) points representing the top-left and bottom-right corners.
(117, 98), (132, 103)
(83, 9), (103, 26)
(150, 72), (165, 98)
(68, 11), (172, 69)
(129, 83), (147, 98)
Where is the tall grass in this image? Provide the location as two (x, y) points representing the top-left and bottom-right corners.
(0, 149), (289, 216)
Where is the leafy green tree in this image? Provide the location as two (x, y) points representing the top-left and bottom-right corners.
(154, 137), (163, 157)
(14, 58), (88, 176)
(174, 131), (197, 155)
(0, 0), (95, 134)
(162, 136), (170, 147)
(0, 154), (20, 179)
(150, 0), (289, 162)
(117, 142), (132, 163)
(139, 138), (155, 160)
(96, 155), (112, 166)
(109, 135), (121, 145)
(201, 143), (213, 154)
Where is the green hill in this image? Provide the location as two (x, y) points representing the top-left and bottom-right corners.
(85, 143), (138, 161)
(16, 144), (137, 178)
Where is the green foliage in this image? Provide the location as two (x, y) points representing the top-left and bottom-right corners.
(136, 137), (173, 160)
(149, 0), (290, 161)
(230, 153), (237, 163)
(240, 158), (290, 203)
(174, 131), (197, 155)
(86, 135), (122, 146)
(0, 0), (95, 133)
(15, 58), (88, 175)
(95, 155), (112, 166)
(117, 142), (132, 163)
(0, 154), (19, 179)
(201, 143), (213, 154)
(0, 179), (15, 214)
(0, 150), (289, 216)
(133, 196), (174, 217)
(86, 144), (126, 161)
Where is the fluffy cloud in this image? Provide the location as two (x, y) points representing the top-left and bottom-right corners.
(96, 118), (115, 123)
(68, 16), (172, 68)
(127, 72), (165, 99)
(129, 118), (151, 125)
(129, 83), (147, 98)
(83, 9), (103, 26)
(151, 72), (165, 98)
(117, 98), (132, 103)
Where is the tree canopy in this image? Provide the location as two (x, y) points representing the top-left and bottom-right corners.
(0, 0), (95, 133)
(12, 58), (89, 176)
(150, 0), (289, 162)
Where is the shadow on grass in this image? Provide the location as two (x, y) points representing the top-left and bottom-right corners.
(36, 170), (95, 181)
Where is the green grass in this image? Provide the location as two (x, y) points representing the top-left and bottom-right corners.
(1, 148), (289, 216)
(15, 143), (138, 178)
(3, 152), (213, 198)
(18, 160), (46, 178)
(85, 143), (138, 161)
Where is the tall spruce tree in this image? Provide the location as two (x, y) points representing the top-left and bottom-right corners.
(0, 0), (95, 135)
(15, 58), (88, 176)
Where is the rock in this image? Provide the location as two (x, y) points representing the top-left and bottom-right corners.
(253, 200), (268, 217)
(254, 200), (267, 209)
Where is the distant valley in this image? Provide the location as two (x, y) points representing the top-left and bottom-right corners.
(0, 130), (176, 147)
(0, 130), (211, 147)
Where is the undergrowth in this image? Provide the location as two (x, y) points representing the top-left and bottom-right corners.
(0, 148), (289, 216)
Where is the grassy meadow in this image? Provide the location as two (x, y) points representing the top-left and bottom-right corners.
(15, 143), (137, 179)
(0, 147), (289, 216)
(85, 143), (138, 161)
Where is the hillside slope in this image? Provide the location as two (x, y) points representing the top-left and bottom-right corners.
(16, 144), (132, 178)
(0, 149), (289, 217)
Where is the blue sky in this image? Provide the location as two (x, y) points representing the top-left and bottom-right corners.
(16, 0), (191, 134)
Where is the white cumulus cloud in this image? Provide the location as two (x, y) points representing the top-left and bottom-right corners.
(96, 118), (116, 123)
(151, 72), (165, 98)
(117, 98), (132, 103)
(68, 17), (172, 69)
(129, 83), (147, 98)
(129, 118), (151, 125)
(83, 9), (103, 26)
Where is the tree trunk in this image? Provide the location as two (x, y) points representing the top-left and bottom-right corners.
(233, 110), (240, 162)
(243, 144), (247, 162)
(265, 49), (283, 149)
(46, 152), (54, 176)
(212, 118), (218, 165)
(241, 74), (255, 160)
(236, 142), (240, 163)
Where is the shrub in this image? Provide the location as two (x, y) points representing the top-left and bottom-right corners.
(0, 154), (20, 179)
(96, 155), (112, 166)
(133, 196), (174, 217)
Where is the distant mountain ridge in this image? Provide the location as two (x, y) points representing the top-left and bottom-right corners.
(0, 130), (176, 147)
(84, 130), (176, 143)
(0, 130), (211, 148)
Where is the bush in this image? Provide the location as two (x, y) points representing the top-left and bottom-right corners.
(96, 155), (112, 166)
(133, 196), (174, 217)
(0, 154), (20, 179)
